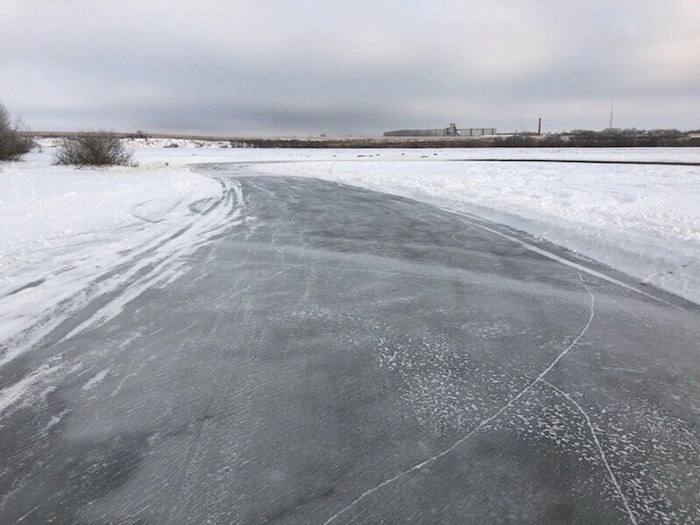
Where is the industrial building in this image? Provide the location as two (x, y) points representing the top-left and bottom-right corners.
(383, 123), (496, 137)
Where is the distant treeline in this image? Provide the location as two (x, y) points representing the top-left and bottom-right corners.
(494, 129), (700, 148)
(26, 129), (700, 148)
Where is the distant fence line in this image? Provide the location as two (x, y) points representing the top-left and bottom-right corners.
(458, 128), (497, 137)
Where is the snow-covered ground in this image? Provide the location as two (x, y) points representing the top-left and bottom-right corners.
(0, 147), (224, 407)
(2, 142), (699, 368)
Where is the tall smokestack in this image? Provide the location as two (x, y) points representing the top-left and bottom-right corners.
(609, 100), (614, 129)
(537, 117), (542, 136)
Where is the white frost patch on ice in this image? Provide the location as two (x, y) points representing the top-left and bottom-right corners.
(81, 368), (110, 392)
(324, 272), (598, 524)
(44, 409), (70, 432)
(0, 361), (61, 416)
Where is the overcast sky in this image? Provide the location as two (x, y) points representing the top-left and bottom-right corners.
(1, 0), (699, 135)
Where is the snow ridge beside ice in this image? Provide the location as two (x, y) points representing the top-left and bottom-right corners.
(0, 152), (224, 415)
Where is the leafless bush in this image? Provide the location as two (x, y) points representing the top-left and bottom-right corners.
(55, 132), (133, 166)
(0, 103), (33, 161)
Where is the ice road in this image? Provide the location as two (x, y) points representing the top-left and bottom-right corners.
(1, 165), (698, 524)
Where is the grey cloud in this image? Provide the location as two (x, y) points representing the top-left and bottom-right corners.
(1, 0), (699, 134)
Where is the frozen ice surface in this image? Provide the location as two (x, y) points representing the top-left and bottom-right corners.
(0, 172), (697, 524)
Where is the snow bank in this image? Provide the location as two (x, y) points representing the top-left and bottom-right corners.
(0, 149), (221, 376)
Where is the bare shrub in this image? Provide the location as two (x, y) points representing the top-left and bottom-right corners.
(55, 132), (133, 166)
(0, 103), (33, 161)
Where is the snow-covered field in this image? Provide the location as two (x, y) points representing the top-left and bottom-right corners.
(2, 141), (699, 362)
(1, 147), (225, 410)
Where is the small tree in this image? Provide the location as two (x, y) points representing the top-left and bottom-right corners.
(0, 103), (33, 161)
(55, 132), (133, 166)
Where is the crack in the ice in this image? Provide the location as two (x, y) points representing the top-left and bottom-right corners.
(323, 271), (596, 524)
(543, 380), (638, 524)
